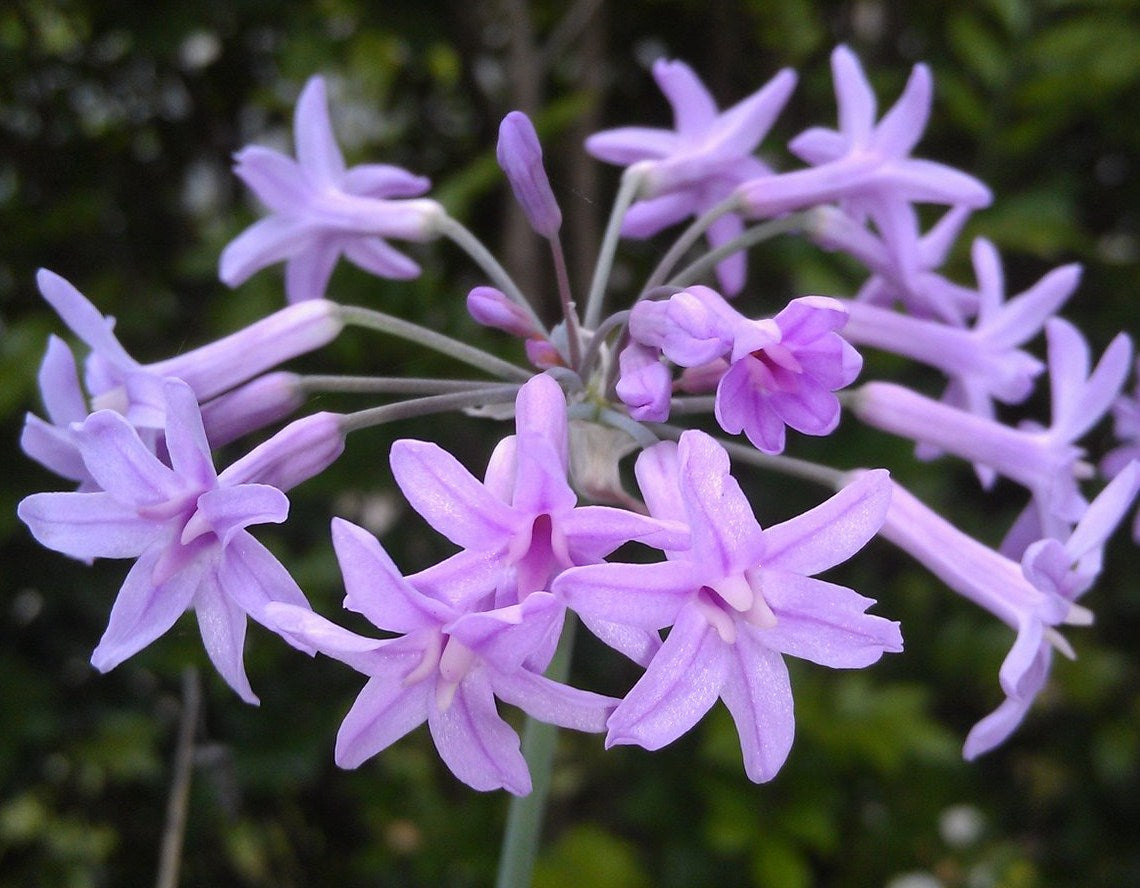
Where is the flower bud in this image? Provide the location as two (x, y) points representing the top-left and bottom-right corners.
(496, 111), (562, 237)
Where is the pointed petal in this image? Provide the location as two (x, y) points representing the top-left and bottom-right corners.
(389, 439), (519, 550)
(408, 547), (503, 611)
(706, 212), (747, 296)
(654, 59), (717, 133)
(719, 629), (794, 781)
(343, 236), (421, 279)
(161, 379), (217, 486)
(577, 613), (662, 667)
(585, 127), (678, 166)
(606, 603), (729, 750)
(342, 164), (430, 197)
(189, 485), (288, 549)
(285, 240), (342, 303)
(514, 373), (568, 467)
(215, 531), (309, 621)
(331, 517), (449, 631)
(963, 645), (1051, 760)
(264, 602), (381, 654)
(761, 469), (891, 575)
(704, 69), (796, 159)
(39, 336), (88, 425)
(233, 146), (313, 211)
(1065, 461), (1140, 561)
(91, 543), (201, 671)
(21, 414), (88, 483)
(981, 264), (1080, 350)
(621, 191), (694, 238)
(445, 592), (563, 674)
(873, 63), (931, 157)
(219, 216), (315, 287)
(293, 76), (346, 187)
(553, 560), (696, 630)
(36, 269), (137, 371)
(19, 491), (159, 559)
(195, 569), (258, 704)
(678, 430), (765, 572)
(561, 505), (689, 563)
(758, 572), (902, 666)
(493, 668), (616, 732)
(335, 669), (431, 768)
(73, 410), (179, 506)
(831, 46), (876, 145)
(998, 619), (1045, 697)
(428, 669), (531, 795)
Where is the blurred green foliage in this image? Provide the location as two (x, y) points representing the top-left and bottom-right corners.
(2, 0), (1139, 886)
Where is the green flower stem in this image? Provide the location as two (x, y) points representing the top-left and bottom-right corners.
(494, 614), (579, 888)
(298, 375), (496, 396)
(584, 163), (649, 330)
(437, 214), (548, 336)
(666, 211), (813, 291)
(337, 304), (533, 382)
(338, 385), (521, 434)
(640, 192), (743, 296)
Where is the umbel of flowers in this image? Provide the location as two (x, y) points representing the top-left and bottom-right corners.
(18, 46), (1140, 806)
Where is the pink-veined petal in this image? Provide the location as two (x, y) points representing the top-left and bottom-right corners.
(761, 469), (891, 576)
(90, 542), (202, 672)
(195, 568), (257, 704)
(605, 602), (730, 751)
(18, 491), (159, 560)
(720, 629), (795, 782)
(335, 665), (431, 768)
(428, 668), (531, 795)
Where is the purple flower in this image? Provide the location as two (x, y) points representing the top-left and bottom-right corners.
(586, 60), (796, 294)
(496, 111), (562, 237)
(852, 319), (1133, 544)
(267, 517), (617, 795)
(738, 46), (990, 257)
(17, 380), (343, 703)
(1101, 359), (1140, 542)
(553, 432), (900, 782)
(388, 373), (687, 611)
(220, 76), (443, 302)
(624, 288), (862, 453)
(879, 465), (1140, 757)
(466, 285), (542, 339)
(841, 239), (1080, 485)
(812, 204), (978, 324)
(715, 296), (862, 453)
(23, 270), (343, 485)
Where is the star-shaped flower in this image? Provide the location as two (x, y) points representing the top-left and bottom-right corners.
(18, 380), (338, 702)
(268, 517), (617, 795)
(220, 76), (444, 302)
(554, 432), (900, 782)
(586, 60), (796, 294)
(738, 45), (991, 258)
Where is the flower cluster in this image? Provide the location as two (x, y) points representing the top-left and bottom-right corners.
(18, 45), (1137, 798)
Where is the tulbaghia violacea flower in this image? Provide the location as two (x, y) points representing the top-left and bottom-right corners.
(466, 285), (543, 339)
(737, 45), (991, 256)
(266, 517), (617, 795)
(554, 432), (901, 782)
(1101, 359), (1140, 542)
(586, 60), (796, 294)
(879, 464), (1140, 757)
(496, 111), (563, 238)
(811, 204), (978, 324)
(388, 373), (687, 613)
(220, 76), (444, 302)
(18, 380), (345, 703)
(841, 238), (1080, 481)
(851, 319), (1133, 545)
(24, 270), (342, 483)
(624, 287), (862, 453)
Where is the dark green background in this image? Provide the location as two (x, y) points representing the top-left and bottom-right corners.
(2, 1), (1139, 885)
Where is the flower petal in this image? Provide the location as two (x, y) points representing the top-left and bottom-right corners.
(18, 491), (159, 560)
(605, 602), (729, 751)
(719, 629), (794, 782)
(194, 568), (257, 704)
(493, 668), (617, 733)
(335, 667), (431, 768)
(428, 669), (531, 795)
